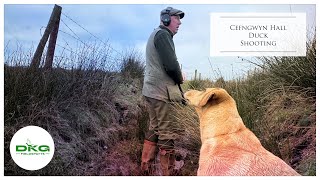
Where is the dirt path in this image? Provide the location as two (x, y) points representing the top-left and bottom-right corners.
(84, 137), (198, 176)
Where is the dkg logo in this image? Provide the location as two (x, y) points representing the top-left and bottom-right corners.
(15, 139), (50, 154)
(10, 126), (55, 170)
(16, 144), (50, 152)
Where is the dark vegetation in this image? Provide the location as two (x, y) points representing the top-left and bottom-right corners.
(4, 36), (316, 175)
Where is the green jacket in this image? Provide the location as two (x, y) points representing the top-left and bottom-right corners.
(142, 25), (183, 102)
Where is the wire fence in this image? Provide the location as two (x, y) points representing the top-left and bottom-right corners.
(56, 11), (127, 71)
(4, 7), (129, 73)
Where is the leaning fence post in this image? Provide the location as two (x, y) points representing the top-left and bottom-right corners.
(44, 5), (62, 70)
(30, 4), (62, 70)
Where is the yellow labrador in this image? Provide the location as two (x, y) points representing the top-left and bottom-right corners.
(184, 88), (300, 176)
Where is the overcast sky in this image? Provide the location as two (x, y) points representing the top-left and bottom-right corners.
(4, 3), (316, 80)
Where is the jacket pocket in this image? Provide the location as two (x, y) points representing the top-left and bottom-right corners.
(166, 85), (183, 102)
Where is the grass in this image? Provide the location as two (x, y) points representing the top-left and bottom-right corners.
(178, 35), (316, 175)
(4, 43), (146, 175)
(4, 35), (316, 176)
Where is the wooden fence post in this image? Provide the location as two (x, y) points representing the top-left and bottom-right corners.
(44, 5), (62, 70)
(30, 4), (62, 69)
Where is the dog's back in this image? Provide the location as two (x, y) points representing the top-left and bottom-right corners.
(184, 88), (300, 176)
(198, 128), (300, 176)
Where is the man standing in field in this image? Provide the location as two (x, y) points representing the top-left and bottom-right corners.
(140, 7), (185, 176)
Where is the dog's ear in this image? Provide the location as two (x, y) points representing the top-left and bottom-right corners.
(184, 88), (222, 107)
(198, 89), (218, 107)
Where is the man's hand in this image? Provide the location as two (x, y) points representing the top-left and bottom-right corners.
(182, 72), (186, 82)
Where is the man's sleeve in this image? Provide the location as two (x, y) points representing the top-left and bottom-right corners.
(154, 30), (183, 84)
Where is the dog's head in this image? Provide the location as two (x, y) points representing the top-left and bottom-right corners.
(184, 88), (232, 108)
(184, 88), (245, 139)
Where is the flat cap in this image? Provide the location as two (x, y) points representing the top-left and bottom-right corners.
(160, 7), (184, 19)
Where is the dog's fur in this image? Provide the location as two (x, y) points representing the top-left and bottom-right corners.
(184, 88), (300, 176)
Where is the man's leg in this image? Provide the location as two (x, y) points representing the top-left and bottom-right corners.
(158, 139), (175, 176)
(141, 97), (159, 175)
(153, 101), (178, 176)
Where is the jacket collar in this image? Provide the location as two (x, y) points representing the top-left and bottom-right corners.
(159, 25), (174, 37)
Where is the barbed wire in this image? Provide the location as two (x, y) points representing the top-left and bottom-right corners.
(61, 12), (124, 58)
(28, 8), (140, 71)
(59, 34), (73, 51)
(55, 43), (79, 56)
(60, 19), (82, 43)
(40, 23), (93, 54)
(56, 21), (125, 66)
(58, 29), (95, 51)
(40, 25), (99, 59)
(54, 42), (124, 71)
(58, 21), (117, 60)
(55, 42), (120, 62)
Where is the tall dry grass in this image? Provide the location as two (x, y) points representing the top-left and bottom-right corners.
(4, 42), (146, 175)
(178, 35), (316, 175)
(4, 34), (315, 176)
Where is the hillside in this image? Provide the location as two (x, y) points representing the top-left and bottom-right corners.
(4, 37), (316, 176)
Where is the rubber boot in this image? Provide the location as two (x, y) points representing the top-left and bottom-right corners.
(141, 140), (157, 175)
(159, 149), (175, 176)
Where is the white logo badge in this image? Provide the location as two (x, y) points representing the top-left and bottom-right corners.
(10, 126), (55, 171)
